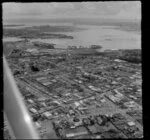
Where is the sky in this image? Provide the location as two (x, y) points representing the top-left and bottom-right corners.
(3, 2), (141, 21)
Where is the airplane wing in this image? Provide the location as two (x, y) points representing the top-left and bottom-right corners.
(4, 56), (39, 139)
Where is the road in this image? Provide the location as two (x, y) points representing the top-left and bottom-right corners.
(17, 70), (143, 136)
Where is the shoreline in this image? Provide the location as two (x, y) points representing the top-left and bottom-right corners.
(3, 24), (141, 51)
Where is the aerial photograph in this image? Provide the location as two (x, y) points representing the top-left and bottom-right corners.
(3, 1), (142, 139)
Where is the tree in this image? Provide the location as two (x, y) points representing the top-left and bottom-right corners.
(90, 45), (103, 50)
(13, 70), (21, 75)
(68, 45), (77, 50)
(30, 65), (39, 72)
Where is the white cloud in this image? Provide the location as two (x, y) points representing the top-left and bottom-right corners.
(52, 2), (74, 9)
(2, 2), (141, 20)
(113, 2), (141, 20)
(83, 2), (96, 10)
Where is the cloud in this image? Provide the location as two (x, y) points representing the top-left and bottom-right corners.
(2, 2), (141, 20)
(114, 2), (141, 20)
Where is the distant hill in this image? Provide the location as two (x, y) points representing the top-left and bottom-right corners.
(24, 25), (85, 32)
(3, 24), (25, 27)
